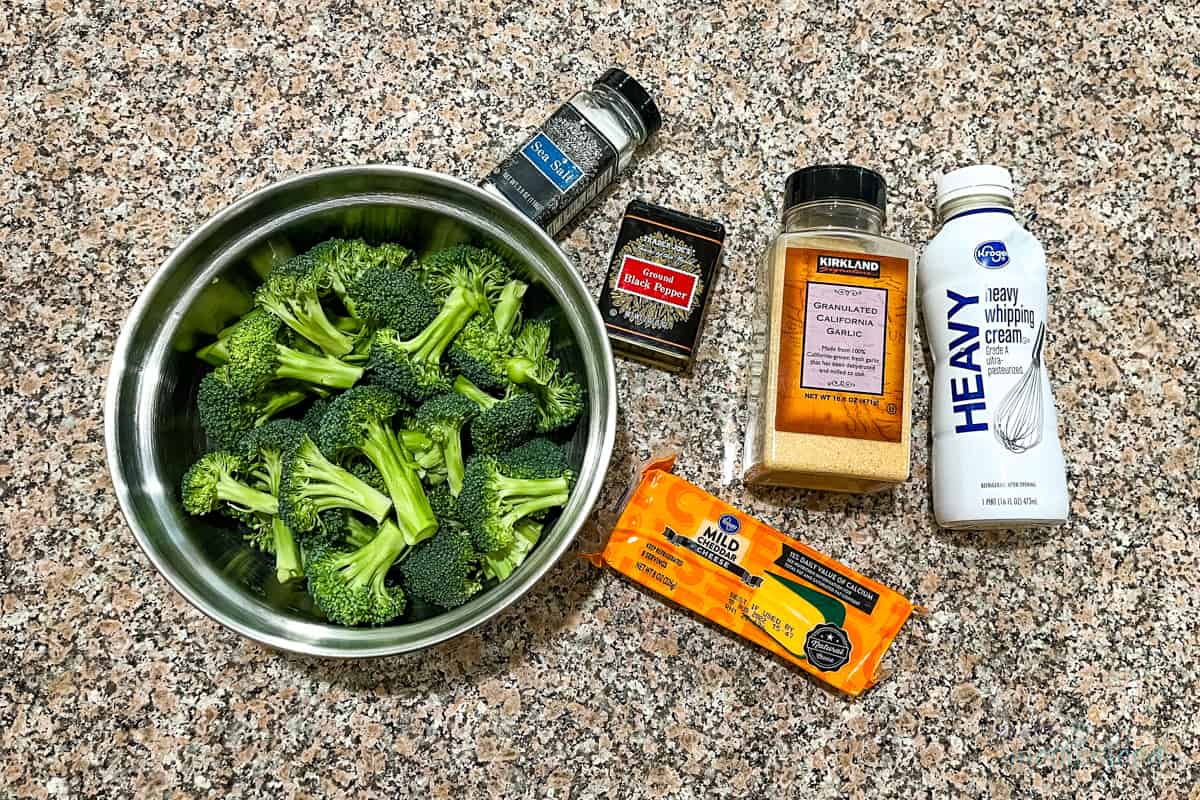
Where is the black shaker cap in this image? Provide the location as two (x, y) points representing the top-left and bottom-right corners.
(784, 165), (888, 216)
(598, 68), (662, 136)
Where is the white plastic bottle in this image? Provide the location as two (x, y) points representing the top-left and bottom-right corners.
(919, 166), (1068, 528)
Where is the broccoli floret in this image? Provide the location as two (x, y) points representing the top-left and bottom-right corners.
(255, 253), (357, 357)
(181, 451), (279, 518)
(365, 246), (511, 400)
(412, 393), (475, 495)
(239, 420), (308, 583)
(426, 483), (460, 523)
(399, 524), (481, 609)
(503, 321), (584, 433)
(346, 265), (437, 337)
(452, 375), (538, 454)
(419, 244), (510, 304)
(222, 311), (363, 395)
(457, 454), (573, 554)
(195, 309), (269, 366)
(306, 518), (409, 626)
(528, 371), (584, 433)
(197, 367), (308, 449)
(317, 386), (437, 545)
(307, 239), (377, 316)
(446, 279), (528, 390)
(498, 438), (570, 479)
(366, 295), (473, 401)
(481, 518), (542, 582)
(300, 397), (330, 439)
(279, 432), (393, 534)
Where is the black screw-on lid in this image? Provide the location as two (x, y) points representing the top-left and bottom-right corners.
(598, 68), (662, 137)
(784, 165), (888, 216)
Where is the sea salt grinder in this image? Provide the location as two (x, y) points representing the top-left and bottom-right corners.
(483, 68), (662, 237)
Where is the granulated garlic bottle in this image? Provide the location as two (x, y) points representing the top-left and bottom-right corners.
(743, 165), (916, 493)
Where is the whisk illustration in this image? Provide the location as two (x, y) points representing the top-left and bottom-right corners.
(994, 323), (1046, 454)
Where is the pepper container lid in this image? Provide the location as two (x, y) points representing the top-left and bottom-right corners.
(598, 68), (662, 137)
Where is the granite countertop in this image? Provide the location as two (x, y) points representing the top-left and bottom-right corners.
(3, 1), (1198, 797)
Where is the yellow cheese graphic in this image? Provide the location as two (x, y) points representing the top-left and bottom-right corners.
(744, 572), (828, 657)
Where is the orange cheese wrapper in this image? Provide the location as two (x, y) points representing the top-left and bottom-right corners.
(599, 455), (918, 696)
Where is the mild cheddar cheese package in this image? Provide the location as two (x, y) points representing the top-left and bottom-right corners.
(599, 455), (918, 695)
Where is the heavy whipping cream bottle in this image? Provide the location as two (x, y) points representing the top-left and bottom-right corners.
(919, 166), (1068, 528)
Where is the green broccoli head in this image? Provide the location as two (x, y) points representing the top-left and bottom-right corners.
(317, 386), (437, 545)
(278, 432), (393, 534)
(426, 483), (460, 523)
(472, 391), (540, 455)
(196, 367), (308, 450)
(195, 309), (270, 367)
(498, 438), (570, 479)
(368, 327), (452, 401)
(457, 454), (572, 554)
(451, 375), (539, 454)
(531, 371), (584, 433)
(420, 244), (511, 306)
(240, 418), (307, 493)
(502, 321), (584, 433)
(413, 392), (475, 495)
(255, 253), (356, 357)
(223, 311), (363, 394)
(300, 397), (330, 439)
(307, 518), (409, 626)
(446, 315), (514, 391)
(181, 451), (279, 518)
(400, 523), (482, 609)
(346, 266), (437, 337)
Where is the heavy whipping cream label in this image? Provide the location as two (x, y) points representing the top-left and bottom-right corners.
(775, 247), (909, 443)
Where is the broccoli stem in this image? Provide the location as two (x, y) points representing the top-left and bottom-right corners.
(452, 375), (496, 410)
(359, 421), (437, 545)
(443, 431), (466, 496)
(500, 492), (570, 527)
(493, 280), (527, 335)
(271, 516), (304, 583)
(299, 453), (393, 522)
(264, 294), (356, 357)
(504, 357), (545, 388)
(196, 338), (231, 367)
(273, 346), (363, 389)
(403, 287), (477, 363)
(216, 475), (278, 516)
(254, 389), (310, 426)
(327, 519), (407, 591)
(494, 475), (572, 502)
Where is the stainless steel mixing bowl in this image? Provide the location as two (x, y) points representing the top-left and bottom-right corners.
(105, 166), (616, 656)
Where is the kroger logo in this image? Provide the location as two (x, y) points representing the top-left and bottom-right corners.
(975, 240), (1010, 269)
(719, 514), (741, 534)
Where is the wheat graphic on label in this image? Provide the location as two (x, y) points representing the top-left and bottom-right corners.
(994, 322), (1046, 453)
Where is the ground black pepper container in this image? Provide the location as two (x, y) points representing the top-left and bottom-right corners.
(483, 69), (662, 237)
(597, 200), (726, 373)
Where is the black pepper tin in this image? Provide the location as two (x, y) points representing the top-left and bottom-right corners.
(597, 200), (726, 373)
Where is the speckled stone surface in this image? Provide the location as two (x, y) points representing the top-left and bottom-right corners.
(2, 1), (1199, 797)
